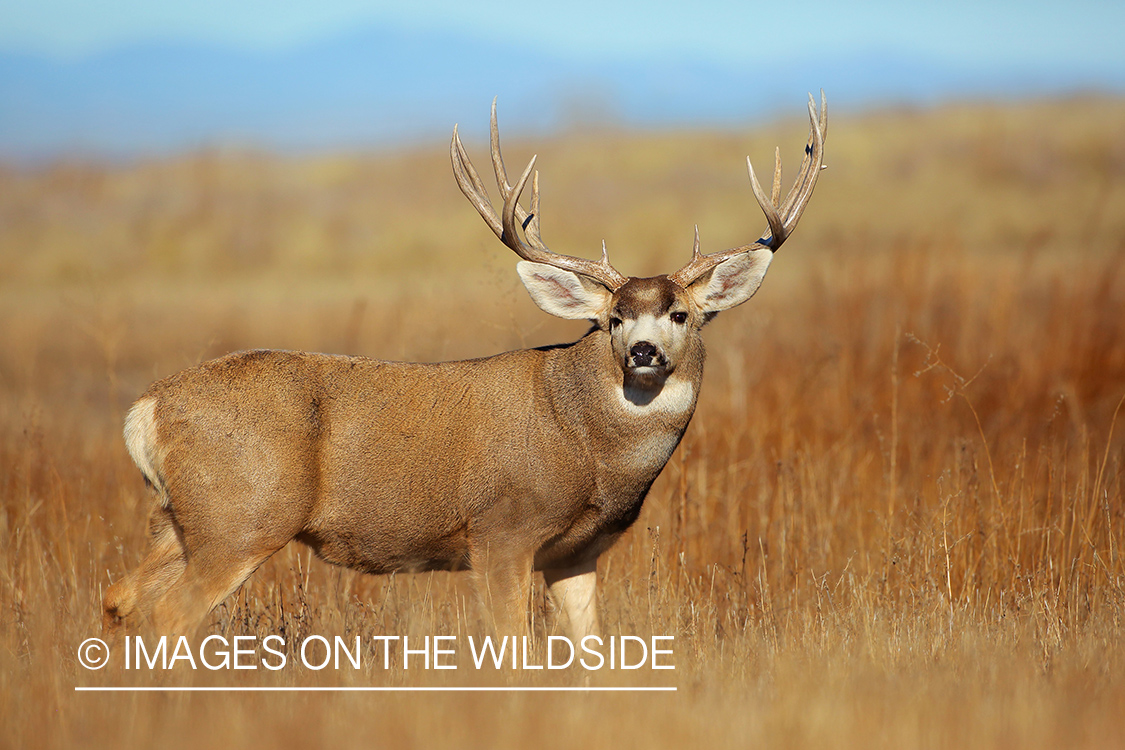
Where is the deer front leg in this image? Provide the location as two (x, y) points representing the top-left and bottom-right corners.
(543, 557), (599, 642)
(470, 545), (533, 640)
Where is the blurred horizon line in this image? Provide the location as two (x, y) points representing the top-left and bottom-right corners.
(3, 21), (1124, 163)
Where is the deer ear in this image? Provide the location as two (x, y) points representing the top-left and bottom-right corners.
(689, 248), (773, 313)
(517, 261), (613, 320)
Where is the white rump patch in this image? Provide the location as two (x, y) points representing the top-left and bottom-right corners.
(124, 397), (166, 505)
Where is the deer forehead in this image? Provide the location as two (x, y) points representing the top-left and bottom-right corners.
(611, 276), (686, 319)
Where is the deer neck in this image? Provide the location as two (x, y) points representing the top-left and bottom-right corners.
(543, 329), (704, 454)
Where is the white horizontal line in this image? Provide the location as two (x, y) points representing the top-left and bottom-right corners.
(75, 686), (676, 692)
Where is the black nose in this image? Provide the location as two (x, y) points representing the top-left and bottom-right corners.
(630, 341), (658, 366)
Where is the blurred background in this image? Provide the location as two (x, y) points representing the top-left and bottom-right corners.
(3, 3), (1125, 748)
(2, 0), (1124, 158)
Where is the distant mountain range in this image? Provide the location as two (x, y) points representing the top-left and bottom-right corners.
(2, 26), (1122, 160)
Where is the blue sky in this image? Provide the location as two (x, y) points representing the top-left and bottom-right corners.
(2, 0), (1122, 71)
(2, 0), (1122, 156)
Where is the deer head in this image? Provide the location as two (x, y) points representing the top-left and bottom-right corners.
(451, 96), (828, 396)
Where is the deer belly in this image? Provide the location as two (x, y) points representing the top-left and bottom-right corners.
(296, 511), (470, 575)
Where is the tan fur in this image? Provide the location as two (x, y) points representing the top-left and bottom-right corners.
(105, 96), (826, 640)
(105, 281), (713, 641)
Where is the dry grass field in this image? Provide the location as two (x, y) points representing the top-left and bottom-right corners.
(2, 97), (1124, 748)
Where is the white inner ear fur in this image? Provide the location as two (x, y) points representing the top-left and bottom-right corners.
(690, 249), (773, 313)
(517, 260), (612, 320)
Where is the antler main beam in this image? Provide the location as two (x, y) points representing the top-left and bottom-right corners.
(669, 91), (828, 288)
(451, 99), (628, 291)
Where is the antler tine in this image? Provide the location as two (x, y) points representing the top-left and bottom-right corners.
(451, 100), (629, 291)
(451, 124), (503, 238)
(777, 91), (827, 227)
(747, 155), (785, 249)
(501, 153), (539, 257)
(489, 98), (540, 233)
(525, 170), (544, 247)
(669, 92), (827, 288)
(770, 147), (782, 206)
(488, 100), (512, 201)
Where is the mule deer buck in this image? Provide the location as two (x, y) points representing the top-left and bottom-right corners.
(103, 94), (827, 642)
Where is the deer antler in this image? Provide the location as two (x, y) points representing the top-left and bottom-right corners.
(669, 91), (828, 288)
(451, 98), (629, 291)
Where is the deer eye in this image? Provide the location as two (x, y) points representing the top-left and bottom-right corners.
(670, 312), (688, 324)
(609, 317), (623, 329)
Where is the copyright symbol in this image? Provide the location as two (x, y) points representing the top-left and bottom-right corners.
(78, 638), (110, 669)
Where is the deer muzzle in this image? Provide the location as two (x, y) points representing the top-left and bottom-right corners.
(628, 341), (665, 369)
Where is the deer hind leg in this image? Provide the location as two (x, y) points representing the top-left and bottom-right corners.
(148, 542), (281, 637)
(543, 558), (600, 642)
(103, 506), (186, 639)
(140, 444), (316, 635)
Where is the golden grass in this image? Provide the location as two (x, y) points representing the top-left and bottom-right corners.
(2, 97), (1124, 748)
